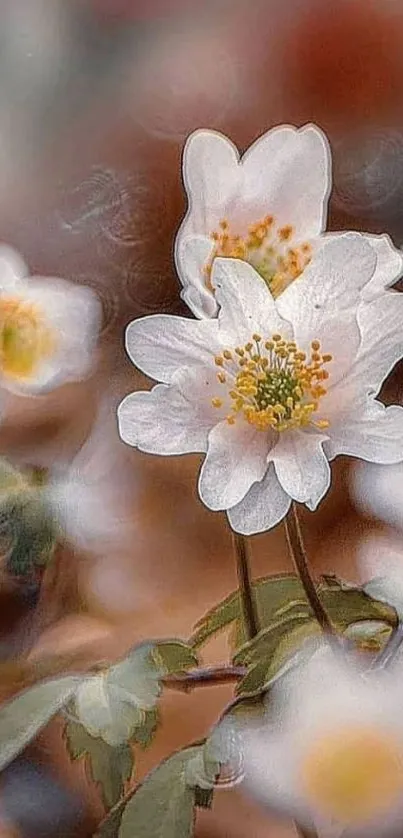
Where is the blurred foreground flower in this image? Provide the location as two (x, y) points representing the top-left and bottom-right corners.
(358, 531), (403, 619)
(175, 124), (402, 318)
(119, 236), (403, 534)
(353, 460), (403, 533)
(0, 245), (101, 395)
(242, 647), (403, 835)
(0, 402), (134, 579)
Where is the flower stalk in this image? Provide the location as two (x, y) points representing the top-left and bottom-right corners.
(231, 530), (260, 641)
(284, 502), (334, 635)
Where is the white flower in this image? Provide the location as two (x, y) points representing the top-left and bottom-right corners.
(0, 244), (101, 394)
(175, 124), (403, 318)
(118, 234), (403, 535)
(242, 648), (403, 835)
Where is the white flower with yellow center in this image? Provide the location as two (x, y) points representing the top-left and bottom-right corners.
(0, 245), (101, 394)
(175, 124), (403, 318)
(118, 234), (403, 535)
(242, 649), (403, 836)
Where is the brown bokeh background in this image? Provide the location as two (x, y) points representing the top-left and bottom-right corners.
(0, 0), (403, 835)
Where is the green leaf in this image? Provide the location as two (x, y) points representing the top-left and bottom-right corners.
(0, 675), (82, 772)
(191, 574), (398, 652)
(118, 746), (203, 838)
(132, 707), (159, 750)
(95, 800), (126, 838)
(151, 641), (199, 675)
(65, 719), (133, 809)
(233, 609), (312, 666)
(191, 574), (304, 649)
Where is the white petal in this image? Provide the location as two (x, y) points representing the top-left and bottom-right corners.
(0, 245), (27, 289)
(181, 129), (240, 234)
(242, 123), (331, 238)
(270, 431), (330, 508)
(360, 234), (403, 301)
(198, 419), (272, 511)
(227, 464), (291, 535)
(4, 278), (101, 394)
(276, 233), (376, 350)
(118, 369), (222, 455)
(324, 292), (403, 417)
(324, 400), (403, 464)
(125, 314), (220, 384)
(242, 730), (302, 819)
(175, 235), (217, 319)
(213, 257), (292, 344)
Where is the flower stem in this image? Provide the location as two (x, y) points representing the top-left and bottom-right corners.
(162, 665), (247, 691)
(284, 502), (334, 635)
(231, 531), (259, 641)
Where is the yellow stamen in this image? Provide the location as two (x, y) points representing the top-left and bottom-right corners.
(211, 333), (330, 432)
(0, 297), (54, 380)
(302, 725), (403, 824)
(205, 215), (312, 297)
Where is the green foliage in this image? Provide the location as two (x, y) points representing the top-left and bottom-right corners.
(151, 640), (199, 674)
(65, 719), (133, 809)
(73, 641), (198, 748)
(191, 573), (398, 652)
(0, 675), (83, 772)
(0, 460), (55, 578)
(118, 745), (211, 838)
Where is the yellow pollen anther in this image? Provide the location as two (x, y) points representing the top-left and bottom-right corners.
(322, 353), (333, 363)
(0, 297), (55, 381)
(311, 340), (321, 351)
(205, 215), (312, 297)
(302, 725), (403, 825)
(212, 332), (330, 432)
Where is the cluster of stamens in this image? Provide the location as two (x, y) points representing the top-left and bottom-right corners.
(0, 297), (54, 380)
(212, 334), (331, 432)
(205, 216), (312, 297)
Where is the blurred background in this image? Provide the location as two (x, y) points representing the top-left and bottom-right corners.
(0, 0), (403, 835)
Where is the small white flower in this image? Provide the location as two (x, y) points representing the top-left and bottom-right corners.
(175, 124), (402, 318)
(119, 235), (403, 535)
(0, 244), (101, 394)
(242, 648), (403, 835)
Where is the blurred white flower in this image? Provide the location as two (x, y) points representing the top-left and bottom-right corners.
(357, 531), (403, 618)
(175, 124), (402, 318)
(43, 400), (135, 555)
(119, 235), (403, 535)
(353, 460), (403, 531)
(0, 244), (101, 395)
(242, 648), (403, 835)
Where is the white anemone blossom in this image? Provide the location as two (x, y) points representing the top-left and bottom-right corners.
(118, 234), (403, 535)
(175, 124), (403, 318)
(0, 244), (101, 394)
(242, 648), (403, 836)
(353, 460), (403, 533)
